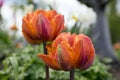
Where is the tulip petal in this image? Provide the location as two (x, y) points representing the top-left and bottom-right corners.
(78, 39), (91, 67)
(51, 33), (65, 55)
(38, 54), (62, 70)
(47, 10), (57, 20)
(51, 33), (71, 54)
(76, 34), (95, 69)
(22, 15), (38, 39)
(57, 41), (73, 71)
(22, 32), (42, 44)
(51, 14), (64, 39)
(80, 53), (94, 70)
(36, 14), (52, 41)
(22, 18), (33, 37)
(22, 18), (42, 44)
(25, 12), (33, 22)
(80, 41), (95, 70)
(72, 38), (82, 67)
(34, 10), (45, 15)
(68, 34), (76, 47)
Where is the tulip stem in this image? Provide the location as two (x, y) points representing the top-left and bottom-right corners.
(43, 42), (49, 80)
(70, 69), (75, 80)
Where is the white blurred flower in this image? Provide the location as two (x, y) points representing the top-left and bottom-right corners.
(44, 0), (96, 30)
(1, 2), (14, 30)
(24, 4), (34, 13)
(1, 2), (26, 36)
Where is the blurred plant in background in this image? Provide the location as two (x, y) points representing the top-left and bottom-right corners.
(109, 0), (120, 44)
(0, 46), (113, 80)
(108, 0), (120, 62)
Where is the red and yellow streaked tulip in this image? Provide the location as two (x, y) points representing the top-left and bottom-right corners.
(22, 9), (64, 44)
(38, 33), (95, 71)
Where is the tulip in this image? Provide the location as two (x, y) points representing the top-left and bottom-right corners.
(38, 33), (95, 71)
(22, 10), (64, 44)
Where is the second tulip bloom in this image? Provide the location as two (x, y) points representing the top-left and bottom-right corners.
(38, 33), (95, 71)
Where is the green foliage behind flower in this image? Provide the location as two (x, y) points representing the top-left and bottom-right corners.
(109, 15), (120, 43)
(0, 29), (12, 59)
(108, 0), (120, 43)
(0, 45), (113, 80)
(115, 49), (120, 61)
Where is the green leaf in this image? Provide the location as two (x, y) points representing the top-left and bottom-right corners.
(9, 55), (19, 80)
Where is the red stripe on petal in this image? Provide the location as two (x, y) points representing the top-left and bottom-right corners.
(36, 14), (52, 41)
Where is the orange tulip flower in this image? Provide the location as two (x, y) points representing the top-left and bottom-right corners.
(22, 10), (64, 44)
(38, 33), (95, 71)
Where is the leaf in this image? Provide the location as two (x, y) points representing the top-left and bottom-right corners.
(9, 55), (19, 80)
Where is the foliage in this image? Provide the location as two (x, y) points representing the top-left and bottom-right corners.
(0, 45), (113, 80)
(109, 0), (120, 43)
(0, 29), (12, 59)
(0, 29), (10, 45)
(115, 49), (120, 61)
(109, 15), (120, 43)
(0, 28), (22, 60)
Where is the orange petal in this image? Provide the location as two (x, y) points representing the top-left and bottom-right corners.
(57, 41), (73, 71)
(22, 32), (42, 44)
(22, 18), (31, 35)
(22, 18), (41, 44)
(25, 12), (33, 22)
(50, 33), (71, 56)
(72, 38), (82, 67)
(68, 33), (77, 47)
(51, 14), (64, 39)
(47, 10), (57, 20)
(46, 44), (54, 56)
(38, 54), (62, 70)
(22, 17), (38, 39)
(34, 9), (45, 16)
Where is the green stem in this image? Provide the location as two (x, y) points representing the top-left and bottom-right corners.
(70, 69), (74, 80)
(43, 42), (49, 80)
